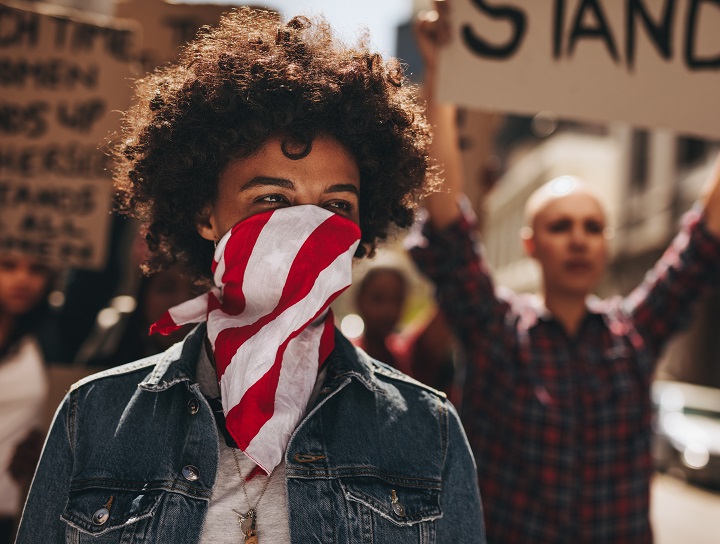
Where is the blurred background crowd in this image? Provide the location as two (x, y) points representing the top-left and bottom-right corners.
(1, 1), (719, 542)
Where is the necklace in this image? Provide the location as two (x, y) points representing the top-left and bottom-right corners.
(231, 449), (274, 544)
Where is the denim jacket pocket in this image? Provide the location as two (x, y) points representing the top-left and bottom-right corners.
(61, 484), (162, 540)
(341, 476), (442, 526)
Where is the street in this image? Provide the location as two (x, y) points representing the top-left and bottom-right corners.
(651, 473), (720, 544)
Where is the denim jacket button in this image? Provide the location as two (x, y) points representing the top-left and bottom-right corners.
(182, 465), (200, 481)
(390, 490), (406, 517)
(188, 398), (200, 414)
(92, 508), (110, 525)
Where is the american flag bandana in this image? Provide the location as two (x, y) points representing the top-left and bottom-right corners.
(151, 205), (361, 473)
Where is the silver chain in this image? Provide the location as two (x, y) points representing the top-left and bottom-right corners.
(231, 448), (274, 516)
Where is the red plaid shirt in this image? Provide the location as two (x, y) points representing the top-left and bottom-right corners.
(409, 207), (720, 544)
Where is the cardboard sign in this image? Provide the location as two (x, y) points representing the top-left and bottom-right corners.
(0, 1), (138, 269)
(438, 0), (720, 139)
(115, 0), (278, 71)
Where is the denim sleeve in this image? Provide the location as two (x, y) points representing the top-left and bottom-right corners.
(15, 392), (75, 543)
(436, 401), (486, 543)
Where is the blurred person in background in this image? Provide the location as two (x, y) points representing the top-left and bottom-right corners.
(410, 1), (720, 542)
(0, 253), (54, 544)
(17, 8), (485, 543)
(352, 260), (457, 397)
(80, 235), (199, 368)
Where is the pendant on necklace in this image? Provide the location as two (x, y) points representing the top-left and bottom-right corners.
(239, 509), (258, 544)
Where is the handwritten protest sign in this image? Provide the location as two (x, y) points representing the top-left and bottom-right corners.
(0, 1), (137, 269)
(438, 0), (720, 139)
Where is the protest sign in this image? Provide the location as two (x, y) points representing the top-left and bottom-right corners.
(0, 1), (138, 269)
(437, 0), (720, 139)
(115, 0), (278, 71)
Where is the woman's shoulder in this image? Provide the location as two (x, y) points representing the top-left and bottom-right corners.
(338, 332), (448, 400)
(69, 353), (164, 393)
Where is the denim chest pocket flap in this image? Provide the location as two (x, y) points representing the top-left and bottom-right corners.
(340, 477), (442, 526)
(61, 486), (162, 536)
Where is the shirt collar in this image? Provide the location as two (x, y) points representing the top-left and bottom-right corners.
(518, 293), (611, 330)
(138, 322), (378, 394)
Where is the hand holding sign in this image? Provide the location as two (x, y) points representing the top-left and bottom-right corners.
(415, 0), (451, 84)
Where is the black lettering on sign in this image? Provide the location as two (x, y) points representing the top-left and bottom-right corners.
(569, 0), (620, 63)
(59, 242), (93, 261)
(60, 218), (85, 238)
(553, 0), (719, 71)
(685, 0), (720, 69)
(19, 214), (56, 237)
(626, 0), (675, 70)
(0, 101), (49, 138)
(0, 143), (111, 179)
(0, 235), (52, 258)
(17, 214), (86, 239)
(52, 17), (71, 50)
(68, 22), (133, 61)
(0, 7), (39, 49)
(462, 0), (527, 59)
(55, 99), (105, 133)
(0, 59), (99, 90)
(0, 182), (96, 215)
(554, 0), (566, 59)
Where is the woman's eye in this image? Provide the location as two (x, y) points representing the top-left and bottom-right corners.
(257, 194), (289, 205)
(325, 200), (354, 213)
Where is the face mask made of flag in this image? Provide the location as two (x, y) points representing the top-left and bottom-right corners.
(151, 205), (361, 473)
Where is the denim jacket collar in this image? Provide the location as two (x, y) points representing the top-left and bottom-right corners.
(137, 322), (379, 394)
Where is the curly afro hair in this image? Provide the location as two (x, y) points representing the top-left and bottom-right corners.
(114, 7), (435, 285)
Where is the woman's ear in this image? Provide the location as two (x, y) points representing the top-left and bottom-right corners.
(520, 226), (536, 258)
(196, 206), (218, 242)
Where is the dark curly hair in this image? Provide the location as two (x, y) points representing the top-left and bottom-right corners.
(114, 8), (435, 284)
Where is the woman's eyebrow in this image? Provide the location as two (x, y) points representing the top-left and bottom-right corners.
(240, 177), (296, 191)
(325, 183), (359, 196)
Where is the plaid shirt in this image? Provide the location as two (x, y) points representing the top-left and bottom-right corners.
(408, 206), (720, 544)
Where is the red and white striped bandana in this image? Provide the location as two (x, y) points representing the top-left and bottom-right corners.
(151, 205), (361, 473)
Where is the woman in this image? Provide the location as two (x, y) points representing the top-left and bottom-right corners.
(17, 8), (485, 544)
(352, 263), (456, 397)
(0, 253), (53, 544)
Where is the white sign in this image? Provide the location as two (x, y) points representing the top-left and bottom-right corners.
(438, 0), (720, 139)
(0, 1), (138, 269)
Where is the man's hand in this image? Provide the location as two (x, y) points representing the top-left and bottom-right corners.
(414, 0), (451, 90)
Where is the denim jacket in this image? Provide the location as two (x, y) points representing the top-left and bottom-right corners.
(17, 325), (485, 543)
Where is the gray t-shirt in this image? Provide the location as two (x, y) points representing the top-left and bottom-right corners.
(197, 345), (326, 543)
(197, 346), (290, 543)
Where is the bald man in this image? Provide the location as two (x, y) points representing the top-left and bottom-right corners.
(408, 2), (720, 543)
